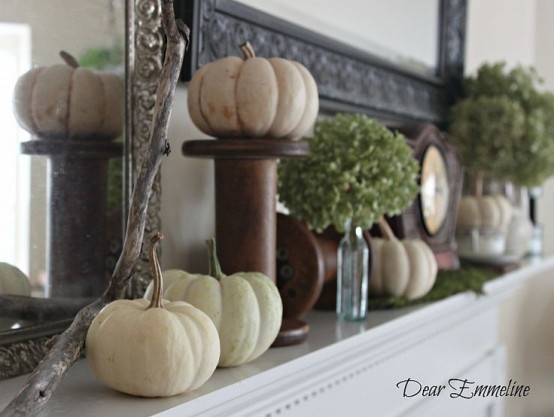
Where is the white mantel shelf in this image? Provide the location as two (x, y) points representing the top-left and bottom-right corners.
(2, 258), (553, 417)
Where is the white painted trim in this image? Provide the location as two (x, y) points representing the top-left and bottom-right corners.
(1, 259), (551, 416)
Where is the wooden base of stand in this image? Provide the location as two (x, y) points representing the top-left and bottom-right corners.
(272, 318), (310, 347)
(183, 139), (310, 345)
(277, 213), (376, 311)
(21, 140), (122, 298)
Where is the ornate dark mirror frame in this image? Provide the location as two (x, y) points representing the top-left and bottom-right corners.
(177, 0), (467, 127)
(0, 0), (164, 380)
(1, 0), (467, 380)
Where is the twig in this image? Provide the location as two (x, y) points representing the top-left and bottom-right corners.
(0, 2), (189, 415)
(378, 217), (398, 241)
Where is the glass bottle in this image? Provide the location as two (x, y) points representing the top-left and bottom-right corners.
(336, 218), (369, 321)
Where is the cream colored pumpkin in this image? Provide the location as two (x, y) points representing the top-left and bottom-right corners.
(369, 220), (438, 300)
(86, 234), (219, 397)
(505, 208), (533, 257)
(187, 41), (318, 140)
(457, 194), (512, 230)
(0, 262), (31, 296)
(145, 239), (283, 368)
(13, 51), (123, 141)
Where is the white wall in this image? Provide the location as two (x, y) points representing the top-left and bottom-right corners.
(161, 88), (214, 272)
(534, 0), (554, 256)
(465, 0), (536, 70)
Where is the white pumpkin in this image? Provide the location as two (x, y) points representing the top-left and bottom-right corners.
(187, 41), (318, 140)
(457, 194), (512, 231)
(369, 220), (438, 300)
(13, 51), (123, 141)
(86, 234), (219, 397)
(145, 239), (283, 368)
(505, 208), (533, 257)
(0, 262), (31, 296)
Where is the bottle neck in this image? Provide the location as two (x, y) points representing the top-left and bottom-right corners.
(343, 218), (363, 238)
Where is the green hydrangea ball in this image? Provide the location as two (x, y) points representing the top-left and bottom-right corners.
(278, 113), (420, 232)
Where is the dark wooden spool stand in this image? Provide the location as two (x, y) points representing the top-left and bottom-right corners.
(183, 139), (310, 345)
(21, 140), (122, 298)
(277, 213), (374, 311)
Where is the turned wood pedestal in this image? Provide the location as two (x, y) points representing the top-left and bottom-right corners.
(276, 213), (374, 311)
(183, 139), (310, 345)
(21, 140), (122, 298)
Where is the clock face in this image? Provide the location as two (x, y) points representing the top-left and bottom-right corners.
(420, 145), (450, 235)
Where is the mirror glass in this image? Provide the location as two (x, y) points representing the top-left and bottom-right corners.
(235, 0), (440, 75)
(0, 0), (125, 330)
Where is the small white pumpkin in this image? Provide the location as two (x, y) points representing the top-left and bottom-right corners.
(369, 220), (438, 300)
(505, 208), (533, 257)
(86, 233), (219, 397)
(457, 194), (512, 231)
(13, 51), (123, 141)
(0, 262), (31, 296)
(187, 41), (318, 140)
(145, 239), (283, 368)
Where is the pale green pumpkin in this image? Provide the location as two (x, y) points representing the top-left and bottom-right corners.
(145, 239), (283, 367)
(0, 262), (31, 296)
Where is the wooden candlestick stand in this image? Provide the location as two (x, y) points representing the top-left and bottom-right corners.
(183, 139), (310, 345)
(21, 140), (122, 298)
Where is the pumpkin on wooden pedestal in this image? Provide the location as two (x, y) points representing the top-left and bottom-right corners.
(369, 219), (438, 300)
(86, 233), (219, 397)
(456, 194), (513, 231)
(13, 51), (124, 141)
(145, 238), (283, 368)
(187, 41), (318, 140)
(0, 262), (31, 296)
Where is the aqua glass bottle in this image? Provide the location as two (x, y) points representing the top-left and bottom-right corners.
(336, 218), (369, 321)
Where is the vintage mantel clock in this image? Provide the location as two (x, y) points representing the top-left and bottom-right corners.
(387, 123), (463, 269)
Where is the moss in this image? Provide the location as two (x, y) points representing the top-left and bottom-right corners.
(367, 266), (499, 310)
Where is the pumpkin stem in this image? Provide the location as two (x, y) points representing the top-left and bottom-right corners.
(206, 238), (224, 281)
(475, 170), (484, 199)
(378, 217), (398, 241)
(239, 41), (256, 60)
(59, 50), (80, 69)
(147, 232), (165, 309)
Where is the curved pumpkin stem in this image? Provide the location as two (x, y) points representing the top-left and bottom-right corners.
(147, 232), (165, 309)
(239, 41), (256, 60)
(206, 238), (224, 281)
(378, 217), (398, 241)
(59, 50), (80, 69)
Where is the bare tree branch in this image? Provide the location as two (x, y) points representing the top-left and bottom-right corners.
(0, 2), (189, 415)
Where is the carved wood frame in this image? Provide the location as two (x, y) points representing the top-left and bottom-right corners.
(177, 0), (467, 127)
